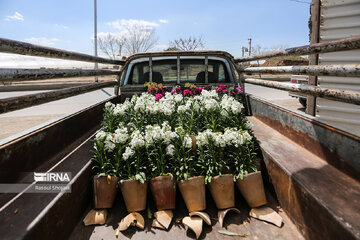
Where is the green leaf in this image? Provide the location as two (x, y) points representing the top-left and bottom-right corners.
(218, 230), (249, 237)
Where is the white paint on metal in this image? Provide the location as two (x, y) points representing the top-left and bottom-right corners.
(317, 0), (360, 135)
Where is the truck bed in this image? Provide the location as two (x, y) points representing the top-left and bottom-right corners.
(69, 188), (304, 240)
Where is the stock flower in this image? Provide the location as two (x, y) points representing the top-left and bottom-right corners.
(218, 84), (228, 89)
(105, 102), (115, 111)
(104, 134), (116, 152)
(123, 147), (134, 160)
(204, 98), (219, 111)
(129, 130), (145, 148)
(244, 121), (253, 130)
(113, 127), (129, 144)
(184, 135), (193, 149)
(155, 93), (163, 101)
(166, 144), (175, 156)
(242, 131), (253, 142)
(174, 94), (183, 103)
(232, 85), (244, 95)
(193, 87), (205, 95)
(113, 100), (131, 115)
(95, 130), (107, 141)
(182, 89), (193, 97)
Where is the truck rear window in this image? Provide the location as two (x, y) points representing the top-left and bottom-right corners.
(127, 59), (230, 85)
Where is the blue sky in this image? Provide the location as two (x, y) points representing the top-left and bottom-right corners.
(0, 0), (311, 58)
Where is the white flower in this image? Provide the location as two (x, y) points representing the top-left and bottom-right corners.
(231, 101), (243, 114)
(113, 100), (131, 115)
(214, 133), (226, 148)
(123, 147), (134, 160)
(223, 128), (243, 147)
(178, 105), (187, 113)
(184, 135), (193, 149)
(244, 121), (253, 130)
(166, 144), (175, 156)
(95, 130), (107, 141)
(104, 134), (116, 152)
(130, 130), (145, 148)
(196, 129), (214, 147)
(204, 98), (219, 111)
(174, 94), (183, 103)
(105, 102), (115, 111)
(201, 89), (218, 99)
(113, 127), (129, 144)
(242, 131), (253, 142)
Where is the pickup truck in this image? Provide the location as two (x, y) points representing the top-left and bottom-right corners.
(0, 49), (359, 240)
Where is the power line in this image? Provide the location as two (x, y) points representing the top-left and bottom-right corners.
(290, 0), (311, 4)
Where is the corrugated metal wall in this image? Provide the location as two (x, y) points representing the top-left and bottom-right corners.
(317, 0), (360, 136)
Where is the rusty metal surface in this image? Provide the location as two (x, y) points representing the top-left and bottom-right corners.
(249, 116), (360, 240)
(0, 96), (120, 183)
(0, 37), (124, 65)
(124, 50), (235, 63)
(0, 135), (94, 240)
(247, 94), (360, 180)
(235, 35), (360, 63)
(0, 81), (116, 113)
(0, 68), (119, 82)
(240, 64), (360, 77)
(245, 78), (360, 105)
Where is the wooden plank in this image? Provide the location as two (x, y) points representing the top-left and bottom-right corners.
(0, 38), (125, 65)
(0, 81), (116, 113)
(234, 36), (360, 63)
(245, 78), (360, 105)
(0, 68), (119, 82)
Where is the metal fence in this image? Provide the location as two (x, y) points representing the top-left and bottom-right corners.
(1, 36), (360, 114)
(234, 36), (360, 106)
(0, 37), (124, 113)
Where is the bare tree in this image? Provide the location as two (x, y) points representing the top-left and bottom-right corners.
(168, 36), (205, 51)
(98, 33), (125, 59)
(123, 24), (159, 55)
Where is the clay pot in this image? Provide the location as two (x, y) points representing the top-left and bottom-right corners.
(150, 174), (176, 211)
(119, 179), (148, 212)
(236, 171), (267, 208)
(93, 175), (119, 209)
(208, 174), (235, 209)
(178, 176), (206, 212)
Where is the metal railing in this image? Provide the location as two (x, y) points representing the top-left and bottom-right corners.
(0, 38), (124, 113)
(234, 36), (360, 106)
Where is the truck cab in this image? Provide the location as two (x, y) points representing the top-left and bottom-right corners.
(120, 51), (238, 86)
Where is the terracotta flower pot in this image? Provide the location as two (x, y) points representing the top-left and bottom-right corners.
(178, 176), (206, 212)
(150, 174), (176, 211)
(119, 179), (148, 212)
(208, 174), (235, 209)
(236, 171), (267, 208)
(93, 175), (119, 209)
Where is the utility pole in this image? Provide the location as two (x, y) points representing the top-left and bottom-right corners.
(242, 47), (245, 57)
(94, 0), (98, 82)
(248, 38), (252, 56)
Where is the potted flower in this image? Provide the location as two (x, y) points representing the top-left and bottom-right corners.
(173, 127), (206, 213)
(91, 129), (120, 209)
(229, 130), (267, 208)
(197, 129), (235, 210)
(146, 122), (177, 211)
(119, 129), (148, 213)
